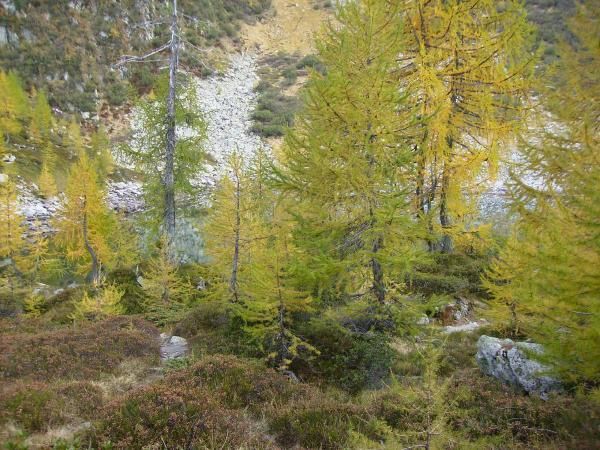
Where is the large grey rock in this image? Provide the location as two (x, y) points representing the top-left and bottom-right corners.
(476, 335), (561, 399)
(159, 333), (189, 361)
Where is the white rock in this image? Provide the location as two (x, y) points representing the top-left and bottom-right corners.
(476, 335), (562, 399)
(160, 334), (189, 361)
(417, 315), (430, 325)
(443, 321), (483, 334)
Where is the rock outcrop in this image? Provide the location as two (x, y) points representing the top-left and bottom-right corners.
(476, 335), (562, 399)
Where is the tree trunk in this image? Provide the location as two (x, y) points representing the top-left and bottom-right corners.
(82, 196), (100, 284)
(371, 234), (385, 304)
(439, 162), (453, 254)
(164, 0), (178, 255)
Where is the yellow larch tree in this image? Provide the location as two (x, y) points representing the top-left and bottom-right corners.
(397, 0), (537, 251)
(485, 3), (600, 385)
(55, 122), (115, 283)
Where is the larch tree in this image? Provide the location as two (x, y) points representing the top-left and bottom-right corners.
(29, 89), (53, 145)
(91, 125), (114, 179)
(242, 196), (317, 370)
(485, 3), (600, 385)
(397, 0), (537, 252)
(275, 0), (421, 304)
(204, 150), (316, 369)
(204, 151), (255, 305)
(71, 284), (125, 321)
(123, 74), (207, 253)
(140, 236), (191, 325)
(0, 178), (27, 306)
(55, 123), (115, 283)
(0, 71), (28, 158)
(31, 89), (58, 197)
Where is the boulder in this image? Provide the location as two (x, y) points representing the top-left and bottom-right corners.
(159, 333), (189, 361)
(476, 335), (562, 399)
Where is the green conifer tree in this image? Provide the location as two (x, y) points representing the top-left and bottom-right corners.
(275, 0), (421, 303)
(140, 236), (191, 325)
(91, 125), (114, 179)
(485, 3), (600, 384)
(71, 284), (125, 321)
(0, 71), (28, 150)
(29, 89), (53, 145)
(123, 75), (207, 255)
(204, 150), (316, 368)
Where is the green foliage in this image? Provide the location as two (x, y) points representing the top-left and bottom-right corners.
(0, 0), (271, 110)
(295, 313), (397, 393)
(105, 268), (146, 314)
(90, 125), (114, 178)
(0, 71), (28, 155)
(0, 178), (29, 312)
(140, 238), (192, 326)
(251, 52), (320, 138)
(29, 89), (53, 145)
(0, 381), (103, 433)
(204, 150), (316, 368)
(275, 0), (423, 304)
(270, 398), (363, 449)
(70, 283), (125, 321)
(90, 355), (308, 449)
(54, 123), (118, 282)
(409, 252), (490, 296)
(123, 75), (207, 233)
(485, 3), (600, 385)
(398, 0), (537, 251)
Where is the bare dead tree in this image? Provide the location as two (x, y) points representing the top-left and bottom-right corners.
(114, 0), (212, 260)
(164, 0), (178, 250)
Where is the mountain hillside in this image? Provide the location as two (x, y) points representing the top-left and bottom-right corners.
(0, 1), (598, 449)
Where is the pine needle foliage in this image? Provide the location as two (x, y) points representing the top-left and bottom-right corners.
(123, 74), (208, 235)
(0, 71), (28, 158)
(140, 236), (192, 325)
(485, 3), (600, 385)
(91, 125), (114, 179)
(274, 0), (422, 304)
(55, 123), (116, 283)
(29, 89), (53, 146)
(204, 150), (316, 369)
(0, 178), (28, 306)
(70, 284), (125, 321)
(397, 0), (538, 251)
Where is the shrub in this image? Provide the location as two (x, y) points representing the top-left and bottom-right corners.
(0, 317), (159, 381)
(105, 269), (146, 314)
(39, 286), (85, 324)
(95, 384), (276, 449)
(270, 397), (365, 450)
(408, 252), (490, 296)
(0, 381), (103, 433)
(296, 54), (326, 74)
(106, 80), (130, 106)
(294, 318), (396, 393)
(448, 369), (600, 448)
(185, 355), (311, 410)
(91, 355), (308, 449)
